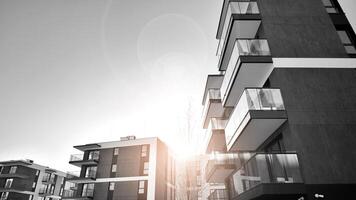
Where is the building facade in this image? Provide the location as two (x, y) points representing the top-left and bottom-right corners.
(62, 136), (175, 200)
(0, 160), (66, 200)
(201, 0), (356, 199)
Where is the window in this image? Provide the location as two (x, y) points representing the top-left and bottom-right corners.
(114, 148), (119, 156)
(35, 170), (40, 176)
(0, 167), (3, 174)
(88, 151), (99, 160)
(143, 162), (149, 175)
(85, 166), (97, 178)
(109, 182), (115, 191)
(0, 192), (9, 200)
(82, 183), (94, 197)
(321, 0), (339, 13)
(32, 182), (36, 189)
(138, 181), (145, 194)
(111, 164), (117, 173)
(4, 179), (13, 188)
(337, 30), (356, 54)
(9, 166), (17, 174)
(141, 145), (148, 157)
(28, 195), (33, 200)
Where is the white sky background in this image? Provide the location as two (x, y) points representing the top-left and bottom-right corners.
(0, 0), (355, 172)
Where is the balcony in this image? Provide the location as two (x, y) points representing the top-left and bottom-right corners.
(42, 174), (56, 184)
(202, 89), (225, 129)
(216, 1), (261, 71)
(206, 153), (238, 183)
(66, 170), (96, 183)
(69, 153), (99, 167)
(205, 118), (228, 154)
(208, 189), (229, 200)
(229, 153), (305, 200)
(62, 189), (94, 200)
(225, 88), (287, 151)
(220, 39), (273, 107)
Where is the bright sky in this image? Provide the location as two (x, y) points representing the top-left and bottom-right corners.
(0, 0), (355, 172)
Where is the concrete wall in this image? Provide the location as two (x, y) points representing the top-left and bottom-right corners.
(267, 68), (356, 184)
(258, 0), (348, 58)
(114, 181), (139, 200)
(155, 139), (168, 200)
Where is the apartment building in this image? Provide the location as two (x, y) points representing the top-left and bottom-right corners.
(0, 159), (66, 200)
(62, 136), (175, 200)
(201, 0), (356, 199)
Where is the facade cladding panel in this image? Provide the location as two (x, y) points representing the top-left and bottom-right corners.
(96, 148), (114, 178)
(93, 182), (109, 199)
(116, 146), (142, 177)
(267, 68), (356, 184)
(113, 181), (139, 200)
(258, 0), (348, 58)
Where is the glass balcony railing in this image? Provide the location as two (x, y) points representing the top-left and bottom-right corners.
(67, 170), (96, 179)
(70, 154), (84, 162)
(230, 153), (303, 196)
(235, 39), (271, 56)
(225, 88), (285, 144)
(220, 40), (271, 106)
(207, 118), (227, 130)
(70, 152), (99, 162)
(208, 189), (229, 200)
(217, 1), (260, 58)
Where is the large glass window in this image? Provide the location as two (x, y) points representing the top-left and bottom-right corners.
(82, 183), (94, 197)
(88, 151), (99, 160)
(85, 166), (97, 178)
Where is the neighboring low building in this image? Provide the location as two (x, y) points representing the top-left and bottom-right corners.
(62, 136), (176, 200)
(0, 159), (66, 200)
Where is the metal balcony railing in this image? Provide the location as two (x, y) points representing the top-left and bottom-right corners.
(231, 153), (303, 195)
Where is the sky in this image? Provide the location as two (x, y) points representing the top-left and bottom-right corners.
(0, 0), (356, 172)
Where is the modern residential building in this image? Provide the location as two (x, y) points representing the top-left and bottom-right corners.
(200, 0), (356, 199)
(62, 136), (176, 200)
(0, 159), (67, 200)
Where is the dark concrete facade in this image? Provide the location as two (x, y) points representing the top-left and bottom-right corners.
(266, 68), (356, 185)
(257, 0), (348, 58)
